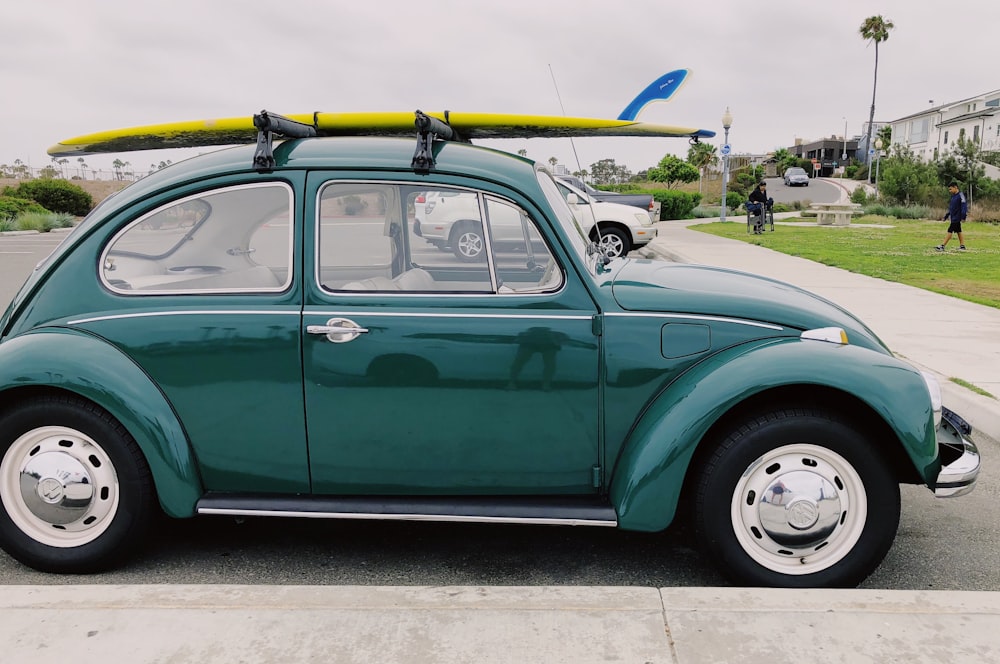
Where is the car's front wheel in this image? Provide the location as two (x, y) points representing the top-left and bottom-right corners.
(594, 226), (631, 258)
(694, 408), (900, 588)
(0, 395), (155, 572)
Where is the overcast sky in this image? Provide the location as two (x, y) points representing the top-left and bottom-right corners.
(2, 0), (996, 177)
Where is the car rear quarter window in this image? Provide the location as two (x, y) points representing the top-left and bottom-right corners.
(101, 183), (292, 294)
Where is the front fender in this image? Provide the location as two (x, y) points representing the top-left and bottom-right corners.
(0, 328), (201, 517)
(609, 338), (937, 532)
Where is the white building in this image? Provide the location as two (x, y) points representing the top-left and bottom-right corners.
(889, 89), (1000, 162)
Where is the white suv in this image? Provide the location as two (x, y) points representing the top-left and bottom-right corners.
(414, 181), (657, 261)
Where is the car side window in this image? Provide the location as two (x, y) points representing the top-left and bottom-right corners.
(318, 182), (561, 295)
(101, 183), (292, 293)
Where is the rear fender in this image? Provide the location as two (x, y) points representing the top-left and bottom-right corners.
(0, 328), (201, 517)
(609, 339), (937, 532)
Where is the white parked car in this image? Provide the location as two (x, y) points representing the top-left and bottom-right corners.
(414, 183), (657, 261)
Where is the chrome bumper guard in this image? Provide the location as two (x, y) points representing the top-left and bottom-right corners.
(934, 407), (980, 498)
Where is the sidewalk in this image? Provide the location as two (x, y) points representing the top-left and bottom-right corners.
(638, 216), (1000, 442)
(2, 584), (998, 663)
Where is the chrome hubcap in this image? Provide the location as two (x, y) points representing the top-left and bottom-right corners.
(21, 451), (96, 525)
(1, 426), (119, 547)
(731, 444), (866, 576)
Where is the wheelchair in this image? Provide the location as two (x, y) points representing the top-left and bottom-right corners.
(745, 200), (774, 234)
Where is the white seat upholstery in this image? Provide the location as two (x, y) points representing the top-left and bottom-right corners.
(342, 268), (435, 292)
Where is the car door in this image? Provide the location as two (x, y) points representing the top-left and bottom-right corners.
(302, 177), (601, 495)
(77, 180), (310, 493)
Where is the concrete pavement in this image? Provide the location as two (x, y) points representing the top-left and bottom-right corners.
(2, 584), (999, 663)
(3, 208), (999, 663)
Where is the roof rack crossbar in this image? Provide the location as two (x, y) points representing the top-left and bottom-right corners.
(253, 110), (317, 171)
(412, 110), (458, 172)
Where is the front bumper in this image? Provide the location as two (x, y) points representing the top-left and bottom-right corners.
(632, 227), (658, 246)
(934, 407), (981, 498)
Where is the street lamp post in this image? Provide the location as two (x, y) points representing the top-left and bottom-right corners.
(719, 107), (733, 222)
(874, 138), (883, 198)
(840, 117), (848, 180)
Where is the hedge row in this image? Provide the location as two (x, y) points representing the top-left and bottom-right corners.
(650, 190), (702, 220)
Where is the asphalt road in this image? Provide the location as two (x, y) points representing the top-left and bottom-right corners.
(0, 231), (997, 590)
(764, 176), (842, 206)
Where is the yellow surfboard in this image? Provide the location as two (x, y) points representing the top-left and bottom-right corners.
(48, 111), (715, 156)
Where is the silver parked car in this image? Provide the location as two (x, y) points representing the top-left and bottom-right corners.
(783, 167), (810, 187)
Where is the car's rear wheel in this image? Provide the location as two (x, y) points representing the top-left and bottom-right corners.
(451, 222), (486, 262)
(594, 227), (631, 258)
(694, 408), (900, 588)
(0, 395), (154, 572)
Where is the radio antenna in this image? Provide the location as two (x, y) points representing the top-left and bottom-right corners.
(548, 64), (610, 261)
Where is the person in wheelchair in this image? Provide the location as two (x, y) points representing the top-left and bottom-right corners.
(746, 182), (773, 235)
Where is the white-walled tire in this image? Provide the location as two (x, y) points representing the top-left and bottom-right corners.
(0, 396), (154, 573)
(694, 408), (900, 588)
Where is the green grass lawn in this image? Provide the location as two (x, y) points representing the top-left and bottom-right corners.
(694, 216), (1000, 309)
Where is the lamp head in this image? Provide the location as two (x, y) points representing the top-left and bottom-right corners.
(721, 107), (733, 129)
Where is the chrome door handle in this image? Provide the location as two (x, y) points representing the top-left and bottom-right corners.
(307, 317), (370, 343)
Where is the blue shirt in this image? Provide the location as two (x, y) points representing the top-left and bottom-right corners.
(945, 191), (968, 222)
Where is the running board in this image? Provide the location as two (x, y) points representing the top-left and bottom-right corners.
(196, 494), (618, 527)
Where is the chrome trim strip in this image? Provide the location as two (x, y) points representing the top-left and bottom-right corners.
(605, 312), (784, 330)
(67, 310), (300, 325)
(306, 311), (592, 320)
(197, 507), (617, 527)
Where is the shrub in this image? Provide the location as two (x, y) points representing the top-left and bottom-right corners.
(725, 191), (743, 212)
(9, 179), (93, 216)
(850, 186), (869, 205)
(861, 203), (930, 219)
(0, 195), (49, 220)
(14, 211), (76, 233)
(689, 206), (723, 218)
(651, 190), (702, 220)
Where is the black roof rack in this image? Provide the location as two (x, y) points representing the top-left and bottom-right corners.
(412, 110), (462, 172)
(253, 111), (317, 171)
(252, 109), (465, 173)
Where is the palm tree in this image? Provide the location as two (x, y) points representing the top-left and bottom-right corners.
(859, 15), (894, 171)
(687, 142), (718, 194)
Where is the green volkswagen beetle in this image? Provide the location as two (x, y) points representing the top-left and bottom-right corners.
(0, 113), (979, 587)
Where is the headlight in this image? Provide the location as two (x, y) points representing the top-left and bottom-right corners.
(920, 370), (943, 428)
(634, 212), (652, 226)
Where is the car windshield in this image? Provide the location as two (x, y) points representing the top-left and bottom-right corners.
(788, 168), (806, 175)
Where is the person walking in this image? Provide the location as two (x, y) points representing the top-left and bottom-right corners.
(935, 182), (968, 251)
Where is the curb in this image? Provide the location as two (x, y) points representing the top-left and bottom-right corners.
(0, 230), (40, 236)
